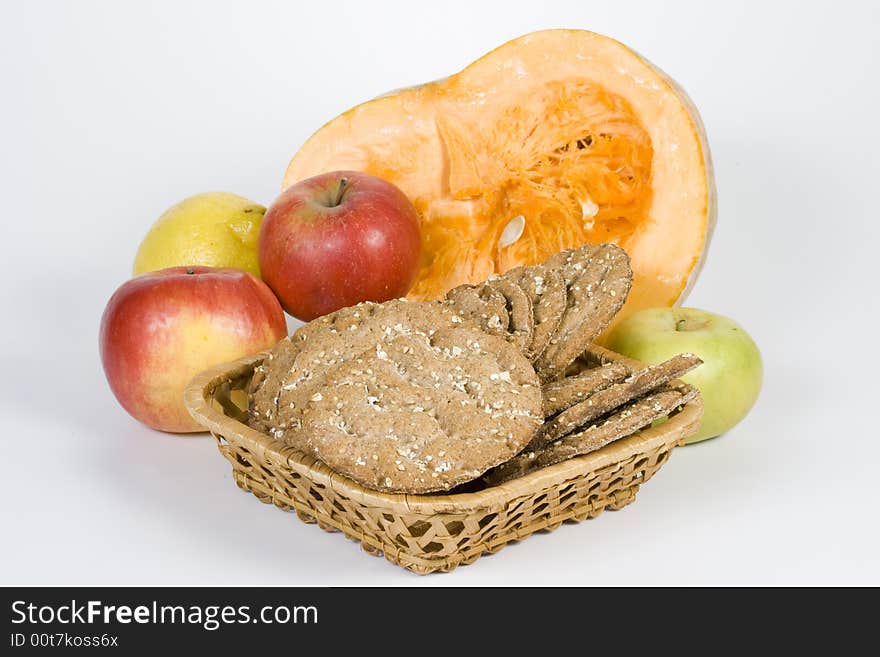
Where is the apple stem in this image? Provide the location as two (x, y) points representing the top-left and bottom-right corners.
(332, 178), (349, 207)
(186, 268), (195, 275)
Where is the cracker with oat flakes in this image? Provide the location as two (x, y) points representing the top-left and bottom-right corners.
(301, 326), (542, 493)
(540, 361), (631, 417)
(533, 244), (632, 381)
(252, 299), (471, 447)
(247, 335), (304, 433)
(501, 264), (567, 362)
(445, 282), (509, 336)
(531, 353), (702, 447)
(248, 301), (385, 434)
(484, 382), (699, 486)
(485, 275), (534, 354)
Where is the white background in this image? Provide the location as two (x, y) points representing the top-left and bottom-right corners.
(2, 0), (878, 586)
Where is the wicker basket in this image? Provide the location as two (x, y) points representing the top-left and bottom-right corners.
(184, 345), (702, 574)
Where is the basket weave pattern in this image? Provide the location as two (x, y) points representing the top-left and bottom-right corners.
(185, 347), (701, 574)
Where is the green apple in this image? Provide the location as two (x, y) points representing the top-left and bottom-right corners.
(605, 307), (762, 444)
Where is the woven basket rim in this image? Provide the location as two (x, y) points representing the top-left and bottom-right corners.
(184, 345), (702, 514)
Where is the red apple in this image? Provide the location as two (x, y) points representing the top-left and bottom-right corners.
(259, 170), (422, 320)
(99, 266), (287, 433)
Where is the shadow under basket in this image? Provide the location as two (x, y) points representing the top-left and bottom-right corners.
(184, 345), (702, 575)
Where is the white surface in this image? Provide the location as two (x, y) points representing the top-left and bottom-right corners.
(2, 0), (878, 586)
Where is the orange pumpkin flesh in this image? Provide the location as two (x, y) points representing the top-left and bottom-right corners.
(284, 30), (715, 323)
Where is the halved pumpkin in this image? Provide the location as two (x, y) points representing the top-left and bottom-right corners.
(283, 29), (715, 323)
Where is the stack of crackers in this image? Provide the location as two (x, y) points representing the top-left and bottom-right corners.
(248, 244), (700, 494)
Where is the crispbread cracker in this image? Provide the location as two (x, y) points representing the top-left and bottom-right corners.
(541, 361), (630, 417)
(484, 382), (699, 485)
(248, 334), (304, 434)
(445, 283), (509, 336)
(503, 265), (566, 361)
(486, 275), (534, 354)
(533, 244), (632, 381)
(531, 353), (702, 447)
(254, 300), (470, 447)
(301, 326), (542, 493)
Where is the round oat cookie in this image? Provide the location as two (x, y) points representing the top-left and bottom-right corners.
(486, 275), (534, 354)
(300, 326), (542, 493)
(248, 334), (302, 433)
(501, 264), (566, 361)
(254, 299), (475, 447)
(534, 244), (632, 381)
(247, 308), (355, 434)
(248, 300), (391, 436)
(445, 283), (509, 336)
